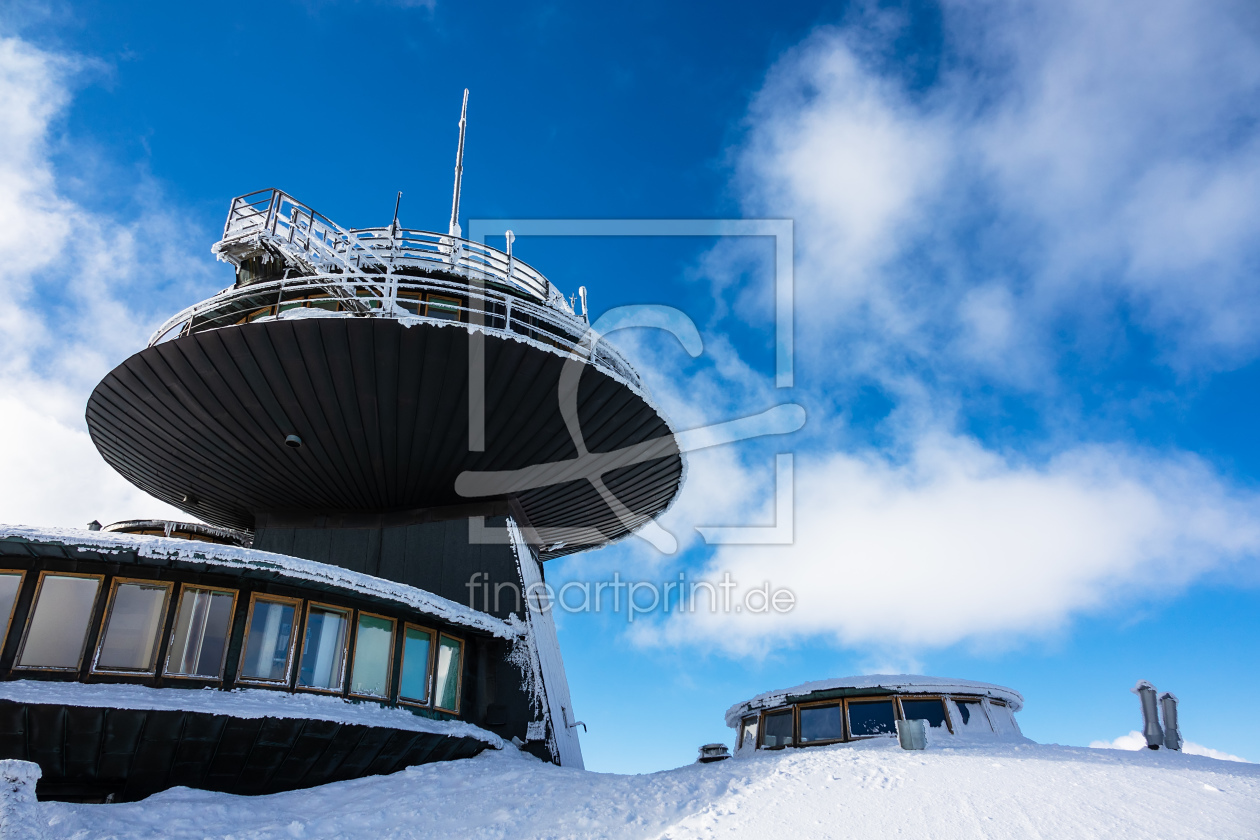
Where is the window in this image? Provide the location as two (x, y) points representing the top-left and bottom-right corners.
(349, 613), (395, 699)
(433, 634), (464, 713)
(166, 586), (237, 679)
(0, 571), (24, 650)
(398, 624), (434, 705)
(16, 573), (102, 670)
(954, 698), (992, 732)
(846, 699), (897, 737)
(739, 715), (759, 750)
(238, 595), (299, 684)
(425, 294), (461, 321)
(397, 291), (423, 315)
(93, 579), (173, 674)
(900, 698), (950, 731)
(297, 603), (350, 692)
(761, 709), (793, 748)
(799, 703), (844, 743)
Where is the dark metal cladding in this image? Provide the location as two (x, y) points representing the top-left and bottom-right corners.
(85, 317), (683, 560)
(0, 701), (486, 802)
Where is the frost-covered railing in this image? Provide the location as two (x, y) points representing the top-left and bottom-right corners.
(147, 275), (642, 390)
(217, 189), (566, 310)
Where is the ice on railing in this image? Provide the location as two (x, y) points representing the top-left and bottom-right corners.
(215, 188), (567, 311)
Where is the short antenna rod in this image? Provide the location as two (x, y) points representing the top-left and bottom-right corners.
(448, 88), (469, 238)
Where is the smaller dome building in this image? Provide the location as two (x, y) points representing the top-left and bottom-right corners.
(726, 675), (1026, 756)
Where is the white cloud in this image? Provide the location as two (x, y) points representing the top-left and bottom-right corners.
(0, 35), (206, 528)
(1091, 730), (1250, 763)
(634, 431), (1260, 653)
(736, 0), (1260, 385)
(623, 0), (1260, 657)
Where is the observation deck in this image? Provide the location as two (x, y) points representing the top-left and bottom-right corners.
(87, 190), (683, 560)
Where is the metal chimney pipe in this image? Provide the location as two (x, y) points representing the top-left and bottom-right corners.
(1160, 692), (1182, 751)
(1133, 680), (1164, 749)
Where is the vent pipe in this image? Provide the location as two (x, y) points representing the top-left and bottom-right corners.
(1160, 692), (1182, 751)
(1133, 680), (1164, 749)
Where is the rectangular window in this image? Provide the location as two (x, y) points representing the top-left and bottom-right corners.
(17, 573), (102, 670)
(954, 698), (992, 731)
(238, 594), (299, 684)
(166, 586), (237, 679)
(0, 571), (24, 651)
(900, 698), (950, 731)
(760, 709), (793, 748)
(397, 291), (422, 315)
(297, 603), (350, 692)
(398, 624), (434, 705)
(739, 715), (759, 750)
(425, 294), (461, 321)
(93, 579), (173, 674)
(349, 613), (395, 699)
(433, 634), (464, 713)
(847, 699), (897, 737)
(799, 703), (844, 743)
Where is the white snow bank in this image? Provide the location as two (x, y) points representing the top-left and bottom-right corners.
(0, 524), (514, 638)
(35, 737), (1260, 839)
(0, 680), (502, 746)
(725, 674), (1023, 726)
(1091, 730), (1249, 763)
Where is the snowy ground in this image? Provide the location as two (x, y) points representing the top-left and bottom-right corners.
(33, 739), (1260, 839)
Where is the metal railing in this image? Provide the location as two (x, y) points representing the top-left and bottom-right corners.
(215, 189), (568, 311)
(147, 275), (642, 390)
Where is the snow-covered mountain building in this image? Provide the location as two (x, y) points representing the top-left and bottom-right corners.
(727, 675), (1026, 755)
(0, 172), (683, 800)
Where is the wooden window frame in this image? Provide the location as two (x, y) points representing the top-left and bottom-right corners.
(737, 714), (759, 750)
(13, 571), (105, 673)
(843, 696), (900, 741)
(90, 577), (175, 676)
(396, 622), (437, 708)
(294, 601), (353, 695)
(796, 698), (847, 746)
(163, 584), (239, 681)
(758, 706), (795, 750)
(949, 695), (992, 733)
(396, 290), (423, 315)
(896, 695), (955, 735)
(425, 293), (462, 322)
(432, 632), (465, 715)
(236, 592), (302, 687)
(0, 569), (27, 654)
(347, 610), (397, 701)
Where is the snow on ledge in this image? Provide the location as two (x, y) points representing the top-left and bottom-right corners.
(0, 525), (515, 639)
(725, 674), (1025, 727)
(0, 680), (502, 747)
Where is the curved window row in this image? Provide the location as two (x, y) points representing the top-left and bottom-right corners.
(738, 693), (1010, 751)
(0, 569), (465, 715)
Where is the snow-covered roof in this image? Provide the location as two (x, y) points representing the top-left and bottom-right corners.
(0, 525), (516, 639)
(725, 675), (1024, 727)
(0, 680), (502, 747)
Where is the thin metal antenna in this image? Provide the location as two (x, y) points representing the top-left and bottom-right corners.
(448, 88), (469, 238)
(392, 191), (403, 230)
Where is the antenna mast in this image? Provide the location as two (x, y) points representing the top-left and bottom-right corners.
(448, 89), (469, 238)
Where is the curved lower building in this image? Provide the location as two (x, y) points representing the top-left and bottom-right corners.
(727, 675), (1026, 755)
(0, 184), (683, 801)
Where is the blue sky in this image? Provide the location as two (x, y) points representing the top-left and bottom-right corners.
(2, 0), (1259, 773)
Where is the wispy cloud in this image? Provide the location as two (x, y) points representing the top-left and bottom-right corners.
(0, 35), (207, 528)
(617, 0), (1260, 656)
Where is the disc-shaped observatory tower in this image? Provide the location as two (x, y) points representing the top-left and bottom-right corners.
(0, 93), (683, 801)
